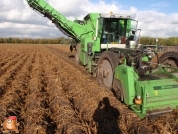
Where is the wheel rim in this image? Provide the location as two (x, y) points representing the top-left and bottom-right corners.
(99, 59), (113, 89)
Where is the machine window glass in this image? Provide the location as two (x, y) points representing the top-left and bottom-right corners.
(129, 20), (138, 36)
(101, 18), (137, 44)
(102, 19), (121, 43)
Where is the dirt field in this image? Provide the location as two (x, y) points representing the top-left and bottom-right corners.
(0, 44), (177, 134)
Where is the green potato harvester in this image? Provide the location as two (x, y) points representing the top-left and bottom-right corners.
(26, 0), (178, 118)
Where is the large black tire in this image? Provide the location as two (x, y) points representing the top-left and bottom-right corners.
(97, 51), (119, 90)
(159, 51), (178, 67)
(112, 79), (124, 101)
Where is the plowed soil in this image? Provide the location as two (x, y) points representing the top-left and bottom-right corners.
(0, 44), (177, 134)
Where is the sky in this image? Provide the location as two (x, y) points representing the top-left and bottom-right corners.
(0, 0), (178, 38)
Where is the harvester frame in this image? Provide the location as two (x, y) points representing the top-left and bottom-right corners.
(26, 0), (178, 118)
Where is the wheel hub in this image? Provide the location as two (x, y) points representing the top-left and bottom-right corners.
(99, 59), (113, 89)
(103, 69), (109, 78)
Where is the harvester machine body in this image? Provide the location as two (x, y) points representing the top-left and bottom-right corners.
(26, 0), (178, 118)
(26, 0), (138, 68)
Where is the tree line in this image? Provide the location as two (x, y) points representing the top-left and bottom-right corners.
(139, 37), (178, 46)
(0, 37), (71, 44)
(1, 37), (178, 46)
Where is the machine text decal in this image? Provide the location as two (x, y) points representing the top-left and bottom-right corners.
(153, 84), (178, 90)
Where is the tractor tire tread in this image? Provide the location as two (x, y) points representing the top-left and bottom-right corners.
(159, 51), (178, 66)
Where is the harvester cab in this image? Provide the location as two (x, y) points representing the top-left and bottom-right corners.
(99, 14), (139, 49)
(26, 0), (178, 118)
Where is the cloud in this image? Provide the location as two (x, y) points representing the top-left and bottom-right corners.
(48, 0), (89, 19)
(136, 10), (178, 37)
(151, 2), (169, 8)
(170, 13), (178, 24)
(0, 0), (177, 38)
(0, 21), (62, 38)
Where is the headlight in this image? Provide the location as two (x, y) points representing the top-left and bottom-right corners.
(137, 95), (141, 100)
(135, 95), (142, 105)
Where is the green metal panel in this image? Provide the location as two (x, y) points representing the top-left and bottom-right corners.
(80, 37), (101, 65)
(115, 64), (178, 118)
(114, 65), (138, 105)
(80, 38), (88, 65)
(142, 56), (149, 62)
(134, 78), (178, 118)
(93, 38), (101, 52)
(139, 79), (178, 109)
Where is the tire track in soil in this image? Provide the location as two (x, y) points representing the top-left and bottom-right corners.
(15, 48), (37, 133)
(37, 47), (56, 134)
(22, 48), (44, 134)
(41, 46), (88, 134)
(45, 45), (178, 134)
(38, 47), (61, 133)
(22, 46), (50, 134)
(0, 47), (36, 134)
